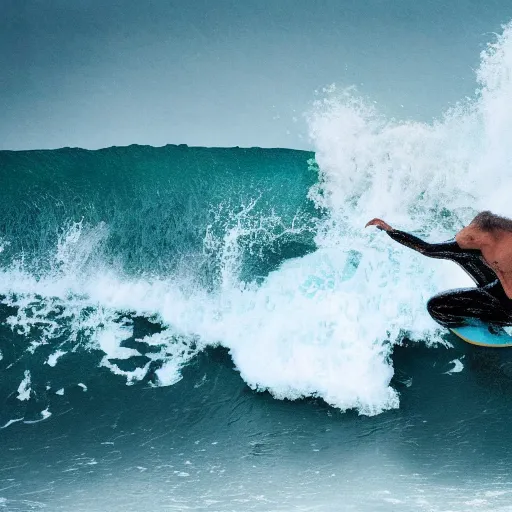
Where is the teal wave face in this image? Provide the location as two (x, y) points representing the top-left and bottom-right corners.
(0, 145), (320, 283)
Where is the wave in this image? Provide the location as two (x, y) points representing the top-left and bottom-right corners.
(2, 22), (512, 418)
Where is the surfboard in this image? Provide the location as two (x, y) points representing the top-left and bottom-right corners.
(450, 324), (512, 347)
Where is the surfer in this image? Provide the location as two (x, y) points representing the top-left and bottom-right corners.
(365, 211), (512, 329)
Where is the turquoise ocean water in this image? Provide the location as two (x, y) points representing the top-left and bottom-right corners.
(3, 21), (512, 512)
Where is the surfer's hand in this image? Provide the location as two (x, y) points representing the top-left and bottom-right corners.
(365, 218), (393, 231)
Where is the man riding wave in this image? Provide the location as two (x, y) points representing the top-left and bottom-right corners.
(366, 211), (512, 329)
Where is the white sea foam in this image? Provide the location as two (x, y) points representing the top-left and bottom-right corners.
(1, 418), (24, 429)
(17, 371), (31, 401)
(47, 350), (66, 367)
(445, 359), (465, 375)
(23, 407), (52, 424)
(1, 23), (512, 415)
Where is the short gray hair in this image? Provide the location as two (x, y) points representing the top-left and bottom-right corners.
(472, 211), (512, 232)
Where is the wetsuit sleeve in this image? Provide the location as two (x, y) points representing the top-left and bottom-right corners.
(385, 229), (498, 287)
(386, 229), (463, 258)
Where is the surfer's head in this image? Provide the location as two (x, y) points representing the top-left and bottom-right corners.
(471, 211), (512, 234)
(456, 211), (512, 248)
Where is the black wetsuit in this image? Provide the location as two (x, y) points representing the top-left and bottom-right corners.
(386, 229), (512, 328)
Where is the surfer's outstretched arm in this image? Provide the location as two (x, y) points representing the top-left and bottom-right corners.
(385, 229), (462, 257)
(365, 218), (460, 256)
(365, 218), (498, 287)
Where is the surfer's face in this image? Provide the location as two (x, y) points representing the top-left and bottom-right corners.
(456, 223), (495, 249)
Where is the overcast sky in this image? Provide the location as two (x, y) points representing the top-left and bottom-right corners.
(1, 0), (511, 150)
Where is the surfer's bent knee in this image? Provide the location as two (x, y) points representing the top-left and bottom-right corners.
(426, 293), (454, 326)
(426, 295), (443, 320)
